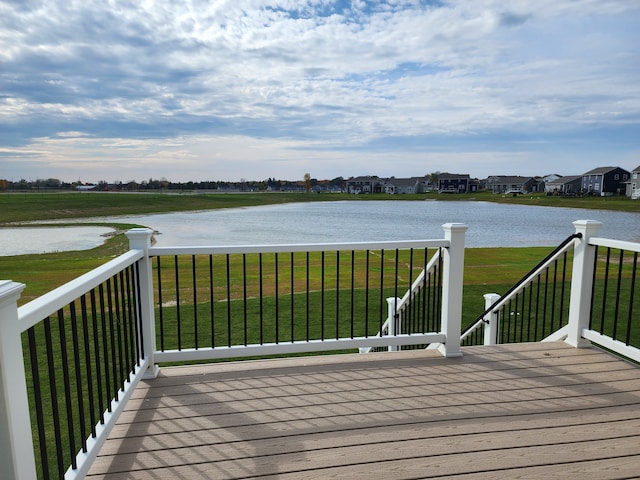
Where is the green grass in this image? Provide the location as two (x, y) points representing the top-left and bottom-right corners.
(2, 190), (638, 226)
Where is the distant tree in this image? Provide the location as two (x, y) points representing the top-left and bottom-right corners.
(304, 172), (311, 193)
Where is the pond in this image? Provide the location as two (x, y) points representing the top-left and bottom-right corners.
(3, 200), (638, 256)
(0, 226), (115, 256)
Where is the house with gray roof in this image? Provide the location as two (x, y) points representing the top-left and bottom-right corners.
(581, 166), (630, 196)
(438, 173), (471, 193)
(345, 176), (385, 194)
(385, 177), (431, 194)
(544, 175), (583, 195)
(625, 165), (640, 199)
(486, 176), (542, 194)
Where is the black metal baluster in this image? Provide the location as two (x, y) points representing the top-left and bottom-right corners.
(133, 263), (144, 364)
(89, 289), (105, 422)
(558, 252), (569, 331)
(589, 245), (599, 330)
(625, 252), (638, 345)
(336, 250), (340, 340)
(259, 253), (264, 344)
(290, 251), (295, 342)
(155, 256), (165, 351)
(174, 256), (182, 351)
(550, 260), (559, 331)
(365, 250), (370, 336)
(45, 315), (66, 475)
(80, 295), (97, 438)
(379, 249), (385, 335)
(98, 284), (112, 411)
(106, 279), (119, 402)
(28, 326), (49, 479)
(209, 255), (215, 347)
(306, 252), (310, 342)
(532, 274), (541, 339)
(243, 253), (248, 346)
(56, 307), (78, 469)
(394, 249), (399, 336)
(350, 250), (355, 338)
(612, 249), (625, 340)
(69, 301), (88, 452)
(275, 252), (279, 343)
(113, 275), (125, 392)
(321, 251), (325, 341)
(226, 254), (232, 347)
(600, 248), (612, 333)
(192, 255), (198, 349)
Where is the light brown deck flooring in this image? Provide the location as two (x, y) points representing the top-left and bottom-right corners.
(86, 342), (640, 479)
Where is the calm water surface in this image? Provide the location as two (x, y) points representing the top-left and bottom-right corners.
(3, 201), (639, 256)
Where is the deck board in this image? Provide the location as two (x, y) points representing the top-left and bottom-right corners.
(86, 342), (640, 479)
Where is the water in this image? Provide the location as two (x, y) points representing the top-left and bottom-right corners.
(4, 200), (637, 256)
(0, 226), (114, 256)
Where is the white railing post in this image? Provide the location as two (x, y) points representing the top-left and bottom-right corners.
(483, 293), (500, 345)
(566, 220), (603, 348)
(386, 297), (401, 352)
(0, 280), (38, 480)
(125, 228), (160, 378)
(438, 223), (468, 357)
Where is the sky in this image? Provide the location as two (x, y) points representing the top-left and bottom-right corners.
(1, 0), (639, 183)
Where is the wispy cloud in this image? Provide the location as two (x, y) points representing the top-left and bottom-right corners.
(1, 0), (639, 181)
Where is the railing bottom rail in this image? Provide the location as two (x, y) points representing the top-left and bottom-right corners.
(154, 333), (446, 363)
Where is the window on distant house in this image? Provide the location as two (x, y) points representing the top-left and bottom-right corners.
(615, 174), (619, 180)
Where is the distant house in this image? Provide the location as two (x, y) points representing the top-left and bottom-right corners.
(346, 176), (385, 194)
(541, 174), (562, 184)
(385, 177), (430, 194)
(623, 165), (640, 199)
(581, 166), (630, 196)
(486, 176), (541, 194)
(544, 175), (582, 195)
(438, 173), (470, 193)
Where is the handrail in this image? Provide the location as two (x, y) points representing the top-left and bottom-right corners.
(149, 239), (450, 256)
(462, 232), (581, 337)
(590, 237), (640, 253)
(17, 249), (144, 331)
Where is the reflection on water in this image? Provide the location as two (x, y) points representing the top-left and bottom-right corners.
(3, 201), (639, 256)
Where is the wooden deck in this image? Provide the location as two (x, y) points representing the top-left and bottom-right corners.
(86, 342), (640, 479)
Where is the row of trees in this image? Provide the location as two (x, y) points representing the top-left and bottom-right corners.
(0, 176), (347, 192)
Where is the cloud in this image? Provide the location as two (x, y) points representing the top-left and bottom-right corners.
(1, 0), (639, 182)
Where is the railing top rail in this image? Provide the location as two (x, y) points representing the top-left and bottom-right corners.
(590, 237), (640, 253)
(17, 249), (144, 332)
(148, 239), (450, 256)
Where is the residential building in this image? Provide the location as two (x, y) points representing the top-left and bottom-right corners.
(486, 176), (541, 194)
(544, 175), (583, 195)
(581, 166), (630, 196)
(384, 177), (431, 194)
(438, 173), (470, 193)
(624, 165), (640, 199)
(345, 176), (385, 194)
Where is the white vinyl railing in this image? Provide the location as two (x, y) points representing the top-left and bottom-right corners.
(0, 223), (467, 479)
(2, 219), (639, 479)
